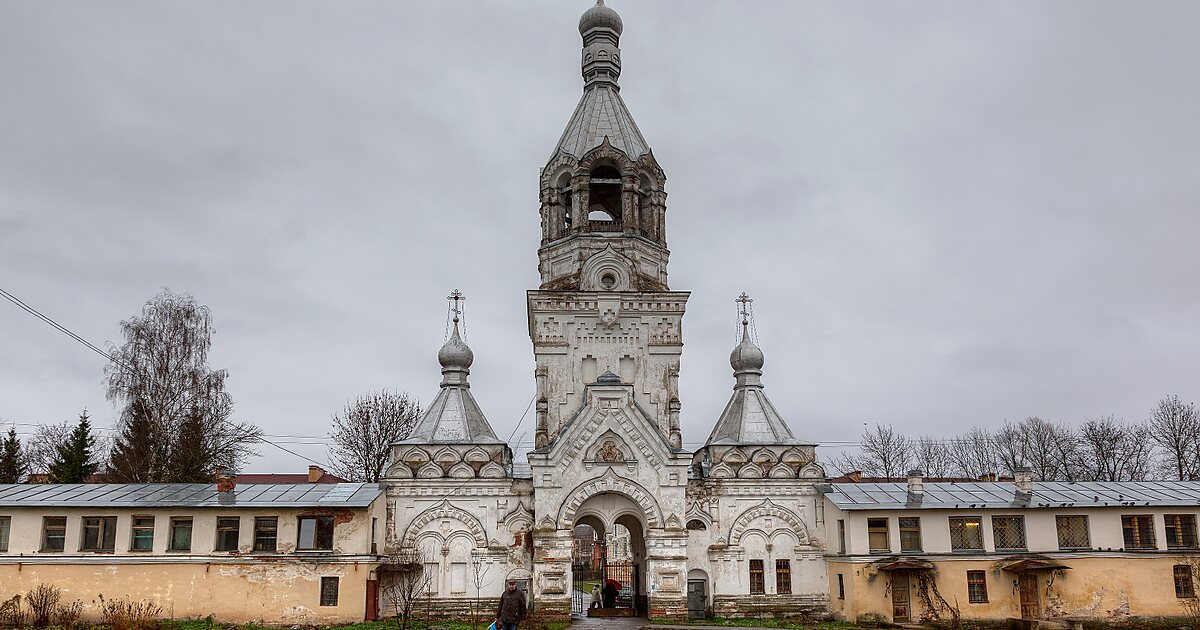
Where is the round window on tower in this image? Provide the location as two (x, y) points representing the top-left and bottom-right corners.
(600, 273), (617, 290)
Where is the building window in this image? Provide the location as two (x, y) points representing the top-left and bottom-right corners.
(0, 516), (10, 552)
(749, 559), (765, 594)
(899, 517), (921, 553)
(42, 517), (67, 552)
(837, 574), (845, 600)
(170, 517), (193, 551)
(775, 559), (792, 594)
(867, 518), (889, 553)
(837, 519), (846, 554)
(81, 517), (117, 552)
(254, 517), (278, 552)
(298, 515), (335, 551)
(130, 516), (155, 552)
(320, 576), (339, 606)
(992, 516), (1027, 551)
(949, 516), (984, 551)
(1166, 515), (1198, 549)
(1056, 515), (1090, 550)
(1175, 565), (1196, 599)
(215, 517), (240, 552)
(967, 570), (988, 603)
(1121, 515), (1156, 550)
(686, 519), (707, 531)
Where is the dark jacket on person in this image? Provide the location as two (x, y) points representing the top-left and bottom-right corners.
(496, 587), (527, 623)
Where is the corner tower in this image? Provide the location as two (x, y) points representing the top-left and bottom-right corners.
(529, 0), (687, 450)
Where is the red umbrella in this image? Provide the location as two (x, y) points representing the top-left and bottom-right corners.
(605, 578), (622, 589)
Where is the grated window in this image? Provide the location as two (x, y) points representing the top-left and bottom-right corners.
(1122, 515), (1156, 550)
(949, 516), (984, 551)
(992, 516), (1027, 551)
(1056, 516), (1090, 550)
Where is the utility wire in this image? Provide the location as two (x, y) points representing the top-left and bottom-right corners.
(0, 286), (335, 471)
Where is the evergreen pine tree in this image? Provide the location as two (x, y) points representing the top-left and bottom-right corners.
(0, 428), (26, 483)
(48, 411), (99, 483)
(108, 399), (159, 483)
(168, 406), (212, 483)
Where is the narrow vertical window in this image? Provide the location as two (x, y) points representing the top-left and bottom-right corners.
(949, 516), (984, 551)
(749, 559), (765, 594)
(320, 576), (339, 606)
(967, 570), (988, 603)
(42, 517), (67, 552)
(867, 518), (890, 553)
(899, 517), (921, 552)
(215, 517), (240, 552)
(775, 559), (792, 594)
(837, 574), (845, 600)
(130, 516), (155, 551)
(0, 516), (11, 552)
(837, 519), (846, 554)
(169, 517), (193, 551)
(1166, 515), (1197, 549)
(254, 517), (278, 552)
(1121, 515), (1156, 550)
(1175, 564), (1196, 599)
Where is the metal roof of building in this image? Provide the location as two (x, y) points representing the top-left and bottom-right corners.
(0, 483), (384, 508)
(822, 480), (1200, 511)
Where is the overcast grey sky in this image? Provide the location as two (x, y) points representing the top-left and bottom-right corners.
(2, 1), (1198, 472)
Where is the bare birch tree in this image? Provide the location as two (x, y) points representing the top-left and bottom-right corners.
(1078, 416), (1154, 481)
(328, 390), (420, 482)
(832, 424), (913, 478)
(105, 289), (261, 482)
(469, 557), (494, 629)
(1148, 395), (1200, 481)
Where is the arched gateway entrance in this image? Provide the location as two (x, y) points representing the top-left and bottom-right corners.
(570, 492), (648, 616)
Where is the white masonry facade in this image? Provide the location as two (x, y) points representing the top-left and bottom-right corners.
(381, 1), (829, 622)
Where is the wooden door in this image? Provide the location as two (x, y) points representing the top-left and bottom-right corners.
(1019, 573), (1040, 619)
(687, 579), (707, 620)
(891, 572), (911, 623)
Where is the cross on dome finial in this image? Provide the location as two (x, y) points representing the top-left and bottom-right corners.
(735, 292), (753, 328)
(447, 289), (465, 324)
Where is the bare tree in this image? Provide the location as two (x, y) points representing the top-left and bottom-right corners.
(949, 427), (1000, 480)
(832, 424), (913, 478)
(469, 557), (494, 629)
(1148, 395), (1200, 481)
(1078, 416), (1154, 481)
(913, 436), (956, 478)
(105, 289), (261, 482)
(381, 549), (433, 630)
(24, 421), (73, 476)
(991, 417), (1081, 481)
(329, 391), (420, 482)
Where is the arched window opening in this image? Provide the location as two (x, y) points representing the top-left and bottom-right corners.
(686, 519), (707, 531)
(557, 173), (574, 233)
(587, 165), (622, 228)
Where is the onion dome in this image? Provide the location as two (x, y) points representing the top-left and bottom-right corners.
(438, 318), (473, 373)
(729, 321), (765, 374)
(579, 0), (623, 36)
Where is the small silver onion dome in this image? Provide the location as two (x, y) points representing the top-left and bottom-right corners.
(438, 320), (473, 371)
(579, 0), (623, 36)
(729, 323), (764, 373)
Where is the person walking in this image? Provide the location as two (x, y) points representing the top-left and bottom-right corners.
(589, 584), (601, 610)
(495, 579), (527, 630)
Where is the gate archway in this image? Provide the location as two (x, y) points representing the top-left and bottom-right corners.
(569, 492), (648, 616)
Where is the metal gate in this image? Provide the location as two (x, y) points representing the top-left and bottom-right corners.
(572, 539), (606, 614)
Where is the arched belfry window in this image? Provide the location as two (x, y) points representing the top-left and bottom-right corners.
(557, 172), (574, 233)
(587, 165), (622, 228)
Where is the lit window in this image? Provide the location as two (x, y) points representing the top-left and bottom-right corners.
(775, 559), (792, 594)
(967, 570), (988, 603)
(992, 516), (1027, 551)
(298, 516), (335, 551)
(1121, 515), (1156, 550)
(1165, 515), (1197, 550)
(899, 517), (921, 553)
(867, 518), (889, 553)
(320, 576), (339, 606)
(215, 517), (240, 552)
(170, 517), (193, 552)
(254, 517), (278, 552)
(749, 559), (765, 594)
(949, 517), (984, 551)
(1175, 564), (1196, 599)
(130, 517), (154, 551)
(41, 517), (66, 552)
(1056, 516), (1090, 550)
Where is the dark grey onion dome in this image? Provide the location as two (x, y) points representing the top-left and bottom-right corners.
(437, 319), (473, 371)
(729, 323), (765, 373)
(579, 0), (623, 35)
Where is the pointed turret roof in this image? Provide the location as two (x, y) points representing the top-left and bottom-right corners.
(398, 302), (503, 446)
(549, 1), (650, 162)
(704, 309), (811, 447)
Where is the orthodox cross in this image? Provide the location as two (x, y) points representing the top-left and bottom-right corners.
(447, 289), (465, 323)
(735, 292), (753, 326)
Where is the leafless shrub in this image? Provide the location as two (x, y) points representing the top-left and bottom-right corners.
(97, 594), (163, 630)
(0, 595), (26, 628)
(381, 549), (433, 630)
(56, 599), (85, 627)
(27, 583), (62, 628)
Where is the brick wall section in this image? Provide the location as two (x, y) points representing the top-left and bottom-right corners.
(712, 594), (831, 620)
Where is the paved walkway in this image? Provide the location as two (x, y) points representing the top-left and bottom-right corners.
(569, 615), (648, 629)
